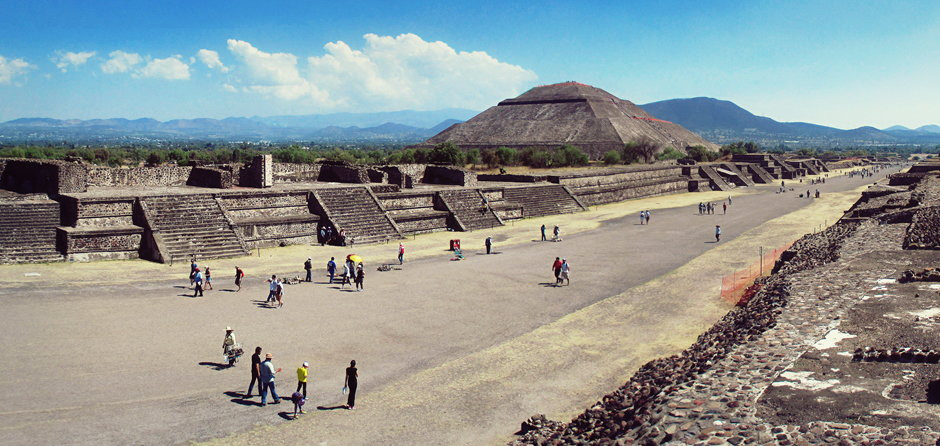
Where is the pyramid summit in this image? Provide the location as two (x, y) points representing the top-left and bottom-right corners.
(417, 82), (717, 157)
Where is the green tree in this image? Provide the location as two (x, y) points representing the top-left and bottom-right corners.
(465, 148), (481, 166)
(428, 142), (465, 165)
(553, 144), (589, 166)
(495, 146), (519, 166)
(623, 137), (660, 164)
(657, 146), (686, 161)
(521, 147), (553, 168)
(602, 150), (622, 165)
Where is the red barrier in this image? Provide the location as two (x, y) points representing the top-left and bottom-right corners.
(720, 241), (795, 305)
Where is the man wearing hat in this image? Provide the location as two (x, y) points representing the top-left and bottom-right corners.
(303, 257), (312, 282)
(222, 327), (239, 367)
(296, 361), (310, 399)
(260, 353), (281, 406)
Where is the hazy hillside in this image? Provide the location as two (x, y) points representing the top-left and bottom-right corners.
(641, 97), (940, 147)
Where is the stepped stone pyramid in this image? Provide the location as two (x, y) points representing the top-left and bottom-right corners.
(417, 82), (717, 157)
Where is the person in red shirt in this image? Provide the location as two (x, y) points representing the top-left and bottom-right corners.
(552, 257), (563, 284)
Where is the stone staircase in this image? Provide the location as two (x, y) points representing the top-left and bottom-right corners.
(0, 200), (64, 263)
(142, 196), (248, 262)
(736, 163), (775, 184)
(502, 184), (586, 218)
(769, 153), (799, 178)
(717, 163), (755, 187)
(698, 166), (735, 191)
(314, 187), (402, 244)
(439, 189), (503, 231)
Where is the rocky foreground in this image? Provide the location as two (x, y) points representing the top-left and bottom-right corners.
(513, 163), (940, 445)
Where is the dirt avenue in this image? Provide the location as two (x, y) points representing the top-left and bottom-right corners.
(0, 169), (897, 445)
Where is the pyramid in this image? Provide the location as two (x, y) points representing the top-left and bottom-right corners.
(416, 82), (717, 157)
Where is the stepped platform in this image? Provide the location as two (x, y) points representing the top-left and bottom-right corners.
(695, 165), (735, 191)
(141, 195), (248, 263)
(736, 163), (776, 184)
(0, 197), (64, 263)
(717, 163), (755, 187)
(501, 184), (586, 218)
(219, 191), (318, 248)
(438, 188), (503, 231)
(312, 186), (403, 244)
(56, 195), (144, 261)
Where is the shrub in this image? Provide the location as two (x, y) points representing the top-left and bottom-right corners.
(657, 146), (686, 161)
(465, 148), (480, 166)
(495, 146), (519, 166)
(553, 144), (589, 167)
(602, 150), (622, 164)
(624, 137), (660, 164)
(521, 147), (553, 168)
(428, 142), (465, 165)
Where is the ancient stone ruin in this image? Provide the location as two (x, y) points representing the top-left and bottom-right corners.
(415, 82), (718, 157)
(0, 152), (834, 264)
(510, 161), (940, 445)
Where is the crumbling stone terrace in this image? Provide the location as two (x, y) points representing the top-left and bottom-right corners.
(512, 164), (940, 445)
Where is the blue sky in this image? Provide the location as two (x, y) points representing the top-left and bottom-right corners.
(0, 0), (937, 129)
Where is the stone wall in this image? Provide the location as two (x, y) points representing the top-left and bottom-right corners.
(272, 162), (321, 183)
(318, 163), (370, 183)
(387, 210), (450, 234)
(575, 178), (688, 206)
(57, 226), (143, 261)
(186, 166), (234, 189)
(377, 192), (437, 211)
(423, 165), (478, 186)
(477, 173), (547, 182)
(85, 166), (192, 188)
(0, 158), (87, 194)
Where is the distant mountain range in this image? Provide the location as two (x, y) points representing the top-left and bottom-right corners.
(0, 99), (936, 147)
(639, 97), (940, 147)
(0, 111), (475, 144)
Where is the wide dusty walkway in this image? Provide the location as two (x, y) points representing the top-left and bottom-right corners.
(0, 167), (900, 445)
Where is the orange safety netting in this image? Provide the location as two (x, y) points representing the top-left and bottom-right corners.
(720, 240), (795, 306)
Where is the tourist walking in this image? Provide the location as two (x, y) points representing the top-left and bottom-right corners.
(728, 195), (732, 205)
(699, 202), (704, 215)
(204, 266), (213, 290)
(275, 280), (284, 308)
(644, 210), (651, 224)
(340, 262), (352, 289)
(344, 360), (359, 409)
(540, 224), (547, 241)
(266, 275), (278, 303)
(485, 236), (493, 254)
(304, 257), (312, 282)
(398, 243), (405, 265)
(715, 225), (721, 243)
(222, 327), (237, 366)
(193, 268), (204, 297)
(260, 353), (281, 406)
(190, 257), (197, 285)
(552, 257), (562, 282)
(244, 346), (262, 398)
(722, 202), (727, 214)
(234, 266), (244, 292)
(327, 257), (337, 283)
(296, 361), (309, 399)
(640, 211), (645, 225)
(552, 225), (560, 241)
(558, 259), (571, 286)
(355, 263), (364, 291)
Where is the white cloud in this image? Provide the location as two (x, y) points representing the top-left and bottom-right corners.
(53, 51), (96, 72)
(0, 55), (35, 85)
(227, 39), (330, 104)
(101, 51), (189, 80)
(138, 56), (190, 80)
(196, 49), (228, 72)
(224, 33), (537, 111)
(101, 50), (142, 74)
(222, 83), (238, 92)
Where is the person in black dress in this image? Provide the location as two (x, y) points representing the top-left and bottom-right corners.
(344, 360), (358, 409)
